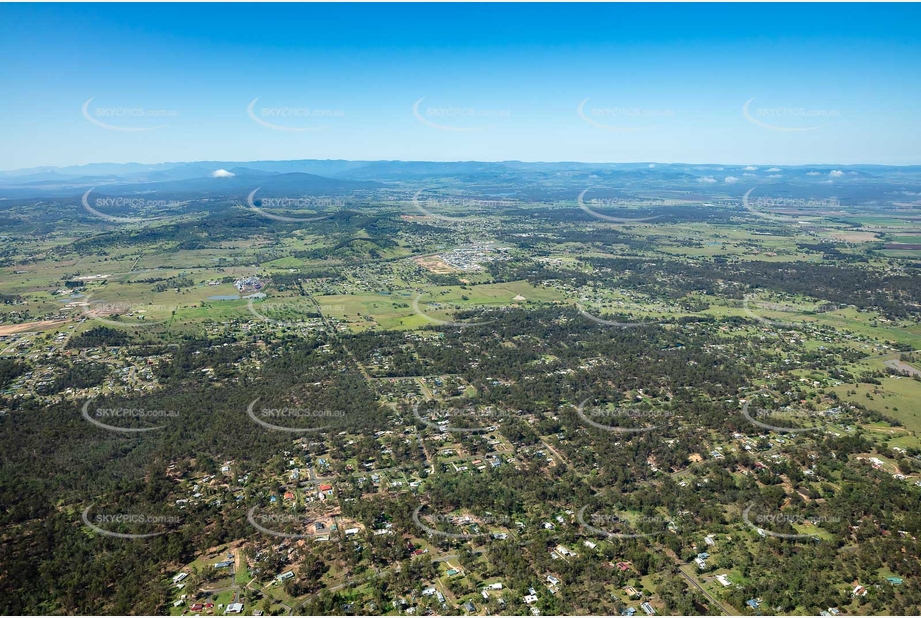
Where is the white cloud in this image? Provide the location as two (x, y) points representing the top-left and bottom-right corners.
(211, 169), (235, 178)
(697, 176), (717, 184)
(768, 174), (782, 178)
(829, 170), (845, 178)
(743, 172), (757, 177)
(648, 163), (656, 168)
(820, 179), (834, 184)
(744, 165), (758, 171)
(806, 171), (821, 176)
(724, 176), (740, 184)
(766, 167), (781, 172)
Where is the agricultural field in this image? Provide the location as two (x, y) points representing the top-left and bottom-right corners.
(3, 161), (921, 617)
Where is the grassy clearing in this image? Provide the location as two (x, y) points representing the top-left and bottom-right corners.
(832, 377), (921, 435)
(315, 281), (565, 331)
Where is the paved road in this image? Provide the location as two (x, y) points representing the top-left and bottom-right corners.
(678, 567), (733, 616)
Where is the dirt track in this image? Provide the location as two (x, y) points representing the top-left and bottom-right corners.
(0, 320), (67, 335)
(885, 359), (921, 377)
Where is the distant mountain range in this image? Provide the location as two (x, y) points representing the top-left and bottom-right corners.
(1, 159), (920, 200)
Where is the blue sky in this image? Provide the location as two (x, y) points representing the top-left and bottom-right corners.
(1, 3), (919, 169)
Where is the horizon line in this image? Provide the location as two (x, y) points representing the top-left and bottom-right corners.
(5, 158), (921, 174)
